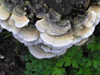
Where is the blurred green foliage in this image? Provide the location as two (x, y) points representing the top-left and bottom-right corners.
(22, 36), (100, 75)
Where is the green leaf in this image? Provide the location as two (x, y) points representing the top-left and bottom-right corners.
(87, 36), (100, 52)
(51, 67), (66, 75)
(77, 67), (94, 75)
(73, 50), (83, 59)
(67, 46), (79, 57)
(93, 60), (100, 70)
(64, 56), (71, 67)
(93, 52), (100, 60)
(56, 58), (65, 67)
(42, 70), (51, 75)
(82, 58), (92, 67)
(72, 58), (79, 68)
(95, 69), (100, 75)
(87, 43), (94, 49)
(69, 70), (78, 75)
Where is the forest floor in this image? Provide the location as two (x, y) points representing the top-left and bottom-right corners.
(0, 30), (28, 75)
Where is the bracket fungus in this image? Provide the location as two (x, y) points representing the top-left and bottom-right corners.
(13, 33), (35, 46)
(0, 0), (100, 59)
(15, 27), (39, 42)
(10, 5), (30, 28)
(75, 38), (88, 46)
(28, 45), (67, 59)
(0, 20), (20, 34)
(83, 11), (96, 28)
(0, 0), (11, 20)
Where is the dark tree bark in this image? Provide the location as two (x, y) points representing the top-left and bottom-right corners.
(41, 0), (91, 16)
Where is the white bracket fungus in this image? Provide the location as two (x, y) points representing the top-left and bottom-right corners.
(0, 0), (100, 59)
(0, 0), (12, 20)
(10, 14), (29, 28)
(28, 45), (67, 59)
(83, 11), (96, 28)
(10, 6), (30, 28)
(0, 20), (20, 34)
(75, 38), (88, 46)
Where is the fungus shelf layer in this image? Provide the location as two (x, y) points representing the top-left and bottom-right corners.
(0, 0), (100, 59)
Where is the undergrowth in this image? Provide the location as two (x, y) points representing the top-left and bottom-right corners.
(22, 36), (100, 75)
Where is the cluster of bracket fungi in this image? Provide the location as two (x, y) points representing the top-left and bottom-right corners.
(0, 0), (100, 59)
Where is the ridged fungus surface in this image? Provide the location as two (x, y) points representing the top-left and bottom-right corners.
(0, 0), (100, 59)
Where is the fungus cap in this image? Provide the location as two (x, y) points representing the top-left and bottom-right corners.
(0, 2), (10, 20)
(87, 5), (100, 26)
(40, 33), (74, 47)
(73, 23), (84, 31)
(75, 26), (95, 39)
(0, 20), (20, 34)
(35, 19), (50, 32)
(10, 14), (29, 28)
(72, 37), (83, 44)
(17, 27), (39, 42)
(93, 11), (100, 26)
(41, 44), (68, 53)
(28, 45), (67, 59)
(75, 38), (88, 46)
(13, 33), (35, 46)
(87, 5), (100, 13)
(83, 11), (96, 28)
(46, 22), (71, 36)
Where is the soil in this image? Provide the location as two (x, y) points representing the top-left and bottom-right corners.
(0, 30), (28, 75)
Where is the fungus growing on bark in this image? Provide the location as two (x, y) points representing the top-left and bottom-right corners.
(0, 0), (100, 59)
(40, 33), (74, 47)
(87, 5), (100, 26)
(0, 20), (20, 34)
(13, 25), (39, 46)
(35, 19), (50, 33)
(35, 18), (71, 36)
(83, 11), (96, 28)
(0, 0), (11, 20)
(28, 45), (67, 59)
(17, 27), (39, 42)
(46, 21), (71, 36)
(74, 26), (95, 39)
(10, 5), (30, 28)
(13, 33), (35, 46)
